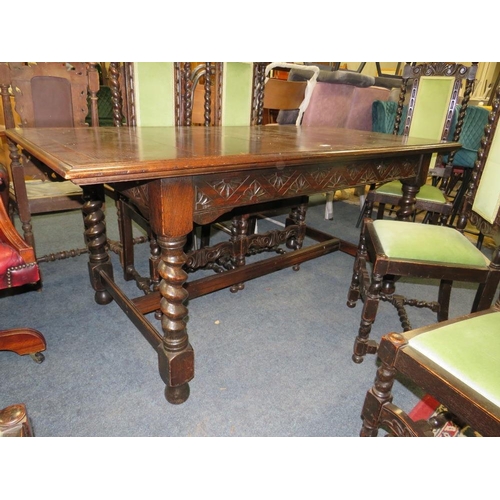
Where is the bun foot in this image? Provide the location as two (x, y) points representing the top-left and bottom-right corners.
(352, 354), (364, 364)
(165, 383), (190, 404)
(95, 290), (113, 305)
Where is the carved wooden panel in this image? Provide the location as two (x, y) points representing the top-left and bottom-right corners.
(192, 156), (420, 223)
(115, 155), (420, 225)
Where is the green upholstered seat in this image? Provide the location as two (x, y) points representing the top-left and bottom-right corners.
(409, 311), (500, 407)
(375, 180), (447, 203)
(372, 219), (491, 266)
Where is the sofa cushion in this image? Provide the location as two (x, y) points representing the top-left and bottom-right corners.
(301, 82), (389, 130)
(277, 68), (380, 125)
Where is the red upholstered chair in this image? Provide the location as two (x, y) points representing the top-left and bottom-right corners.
(0, 165), (45, 363)
(0, 164), (44, 437)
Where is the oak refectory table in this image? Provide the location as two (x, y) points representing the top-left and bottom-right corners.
(5, 125), (460, 404)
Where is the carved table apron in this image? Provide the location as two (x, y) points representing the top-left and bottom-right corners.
(5, 125), (460, 404)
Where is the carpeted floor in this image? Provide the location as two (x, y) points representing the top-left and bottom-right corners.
(1, 192), (491, 437)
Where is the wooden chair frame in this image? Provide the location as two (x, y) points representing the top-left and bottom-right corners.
(362, 62), (478, 226)
(360, 298), (500, 437)
(0, 62), (102, 261)
(347, 79), (500, 363)
(262, 62), (319, 125)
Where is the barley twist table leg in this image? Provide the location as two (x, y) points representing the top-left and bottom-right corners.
(156, 234), (194, 404)
(82, 188), (113, 305)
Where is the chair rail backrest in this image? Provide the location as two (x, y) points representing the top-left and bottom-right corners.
(0, 62), (100, 182)
(262, 78), (308, 111)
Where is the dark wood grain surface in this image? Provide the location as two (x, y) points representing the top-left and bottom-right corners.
(5, 125), (461, 185)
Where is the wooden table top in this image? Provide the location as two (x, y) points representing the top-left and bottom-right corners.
(5, 125), (461, 185)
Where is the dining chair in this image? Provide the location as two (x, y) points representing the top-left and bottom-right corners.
(359, 293), (500, 437)
(439, 104), (491, 227)
(0, 62), (103, 261)
(347, 78), (500, 364)
(262, 77), (307, 125)
(0, 164), (46, 363)
(366, 102), (490, 231)
(360, 62), (478, 226)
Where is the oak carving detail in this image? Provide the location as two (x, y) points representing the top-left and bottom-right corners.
(116, 157), (419, 224)
(194, 157), (418, 216)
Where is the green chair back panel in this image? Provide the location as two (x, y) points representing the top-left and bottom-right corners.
(409, 311), (500, 407)
(473, 122), (500, 224)
(221, 63), (254, 126)
(133, 62), (175, 126)
(409, 76), (456, 170)
(409, 76), (455, 140)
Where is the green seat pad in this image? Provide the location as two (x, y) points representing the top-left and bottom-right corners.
(375, 180), (447, 203)
(409, 311), (500, 407)
(373, 220), (491, 267)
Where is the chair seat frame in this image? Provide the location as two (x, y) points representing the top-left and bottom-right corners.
(360, 304), (500, 437)
(347, 216), (500, 361)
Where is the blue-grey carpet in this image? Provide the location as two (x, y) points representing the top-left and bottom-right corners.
(1, 194), (488, 437)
